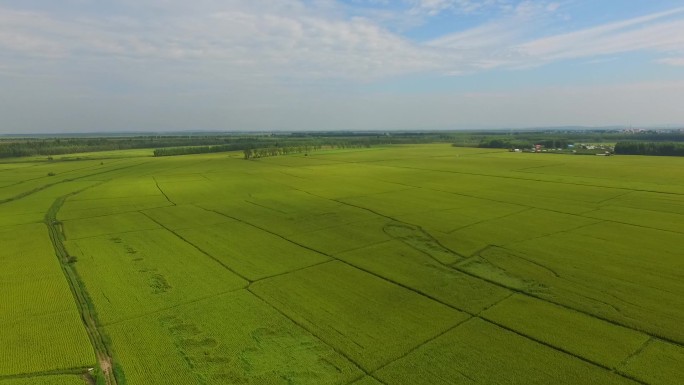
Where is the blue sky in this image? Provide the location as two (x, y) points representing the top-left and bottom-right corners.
(1, 0), (683, 133)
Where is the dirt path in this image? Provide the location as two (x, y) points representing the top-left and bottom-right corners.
(45, 192), (118, 385)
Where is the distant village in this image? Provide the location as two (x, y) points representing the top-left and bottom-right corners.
(511, 143), (614, 155)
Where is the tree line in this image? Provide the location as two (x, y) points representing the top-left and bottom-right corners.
(0, 136), (240, 158)
(614, 142), (684, 156)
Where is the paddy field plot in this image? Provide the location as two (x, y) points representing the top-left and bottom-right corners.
(2, 144), (684, 384)
(0, 223), (94, 377)
(375, 317), (639, 385)
(620, 339), (684, 385)
(104, 290), (362, 385)
(66, 228), (247, 324)
(250, 261), (468, 372)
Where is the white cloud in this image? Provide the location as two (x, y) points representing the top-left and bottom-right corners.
(408, 0), (516, 16)
(659, 57), (684, 66)
(2, 1), (683, 82)
(514, 7), (684, 63)
(0, 1), (683, 132)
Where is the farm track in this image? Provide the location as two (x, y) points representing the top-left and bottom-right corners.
(45, 192), (117, 385)
(0, 160), (160, 384)
(0, 161), (115, 190)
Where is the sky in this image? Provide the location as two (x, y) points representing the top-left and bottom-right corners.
(1, 0), (683, 133)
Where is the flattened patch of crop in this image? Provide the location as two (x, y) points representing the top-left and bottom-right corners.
(455, 253), (548, 293)
(105, 290), (361, 385)
(66, 229), (247, 324)
(383, 222), (463, 264)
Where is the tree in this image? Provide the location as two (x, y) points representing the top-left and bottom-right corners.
(243, 148), (253, 159)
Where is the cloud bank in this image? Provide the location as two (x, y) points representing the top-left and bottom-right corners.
(0, 0), (682, 132)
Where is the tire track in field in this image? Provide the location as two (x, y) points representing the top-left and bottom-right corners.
(345, 160), (684, 197)
(446, 207), (533, 234)
(377, 179), (684, 236)
(0, 161), (151, 206)
(0, 160), (120, 191)
(617, 338), (654, 371)
(152, 176), (175, 206)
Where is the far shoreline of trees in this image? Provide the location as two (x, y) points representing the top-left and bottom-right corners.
(2, 129), (683, 159)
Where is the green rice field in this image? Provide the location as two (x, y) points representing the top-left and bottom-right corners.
(1, 144), (683, 384)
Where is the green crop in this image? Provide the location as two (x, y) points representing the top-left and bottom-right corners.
(2, 143), (683, 384)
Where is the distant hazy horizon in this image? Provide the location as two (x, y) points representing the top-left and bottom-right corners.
(1, 1), (683, 134)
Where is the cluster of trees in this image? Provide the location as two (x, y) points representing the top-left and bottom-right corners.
(614, 142), (684, 156)
(153, 144), (250, 157)
(476, 136), (576, 150)
(243, 145), (321, 159)
(476, 138), (534, 149)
